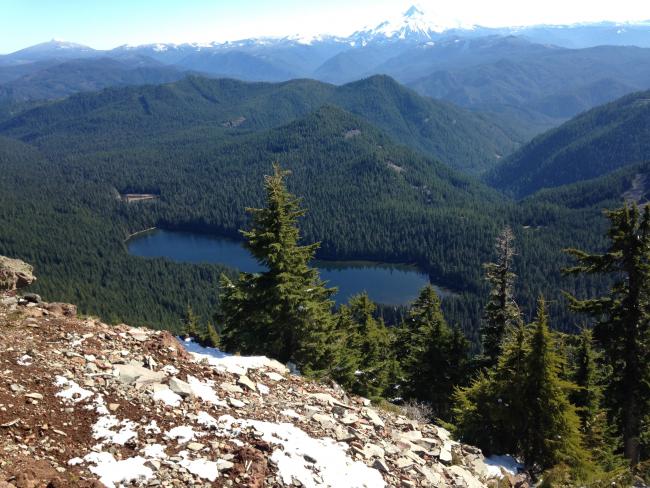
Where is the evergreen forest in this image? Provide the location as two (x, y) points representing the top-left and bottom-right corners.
(3, 74), (650, 484)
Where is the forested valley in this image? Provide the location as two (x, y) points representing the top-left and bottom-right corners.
(2, 53), (650, 486)
(0, 75), (631, 341)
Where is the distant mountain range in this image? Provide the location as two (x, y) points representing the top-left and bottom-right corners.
(1, 5), (650, 140)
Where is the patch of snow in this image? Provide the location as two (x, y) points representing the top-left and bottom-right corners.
(144, 420), (161, 434)
(185, 339), (288, 375)
(217, 415), (385, 488)
(165, 425), (198, 443)
(83, 452), (153, 488)
(182, 338), (229, 358)
(178, 451), (220, 481)
(92, 415), (138, 445)
(67, 457), (83, 466)
(485, 455), (523, 478)
(54, 375), (94, 403)
(281, 409), (301, 419)
(257, 382), (270, 395)
(187, 375), (227, 406)
(152, 388), (182, 407)
(197, 411), (219, 429)
(142, 443), (168, 459)
(93, 394), (109, 415)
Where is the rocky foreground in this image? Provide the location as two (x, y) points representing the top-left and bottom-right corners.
(0, 283), (524, 487)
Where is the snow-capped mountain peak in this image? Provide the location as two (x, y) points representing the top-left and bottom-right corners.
(404, 5), (425, 18)
(353, 4), (471, 43)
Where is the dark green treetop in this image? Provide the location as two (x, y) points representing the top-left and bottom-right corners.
(219, 163), (337, 376)
(564, 204), (650, 465)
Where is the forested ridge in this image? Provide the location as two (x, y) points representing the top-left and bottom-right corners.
(488, 89), (650, 197)
(0, 74), (521, 174)
(0, 74), (635, 345)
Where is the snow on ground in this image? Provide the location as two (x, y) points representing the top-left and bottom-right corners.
(183, 338), (288, 375)
(178, 451), (220, 482)
(181, 338), (229, 358)
(217, 414), (385, 488)
(92, 415), (138, 445)
(83, 452), (153, 488)
(484, 455), (523, 477)
(196, 411), (219, 429)
(144, 420), (161, 434)
(142, 443), (168, 459)
(54, 375), (94, 402)
(192, 351), (287, 375)
(152, 387), (182, 407)
(165, 425), (198, 443)
(187, 374), (227, 406)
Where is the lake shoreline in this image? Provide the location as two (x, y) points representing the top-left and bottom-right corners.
(127, 228), (455, 305)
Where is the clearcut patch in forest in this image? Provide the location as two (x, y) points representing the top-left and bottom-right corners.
(121, 193), (159, 203)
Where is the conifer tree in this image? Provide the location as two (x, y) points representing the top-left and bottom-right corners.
(522, 297), (587, 471)
(342, 293), (395, 399)
(219, 164), (337, 376)
(572, 329), (622, 471)
(564, 204), (650, 464)
(453, 371), (500, 452)
(182, 305), (200, 339)
(204, 322), (220, 348)
(573, 329), (600, 433)
(455, 298), (589, 475)
(492, 313), (530, 452)
(448, 325), (471, 389)
(401, 284), (469, 419)
(330, 304), (363, 390)
(481, 226), (521, 367)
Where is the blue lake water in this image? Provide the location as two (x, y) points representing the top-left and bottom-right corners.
(127, 229), (449, 306)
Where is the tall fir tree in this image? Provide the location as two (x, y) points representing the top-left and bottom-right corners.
(573, 329), (602, 437)
(453, 311), (530, 455)
(455, 298), (589, 476)
(493, 311), (531, 453)
(564, 204), (650, 464)
(339, 293), (396, 399)
(522, 297), (587, 472)
(218, 164), (337, 376)
(481, 226), (522, 368)
(401, 284), (470, 420)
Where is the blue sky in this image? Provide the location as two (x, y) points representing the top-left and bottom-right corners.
(2, 0), (649, 53)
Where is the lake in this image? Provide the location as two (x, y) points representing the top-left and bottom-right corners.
(127, 229), (449, 306)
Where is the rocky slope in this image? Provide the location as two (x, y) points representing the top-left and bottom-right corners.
(0, 258), (523, 487)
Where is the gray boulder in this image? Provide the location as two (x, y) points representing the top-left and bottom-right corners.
(115, 360), (165, 385)
(168, 377), (193, 397)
